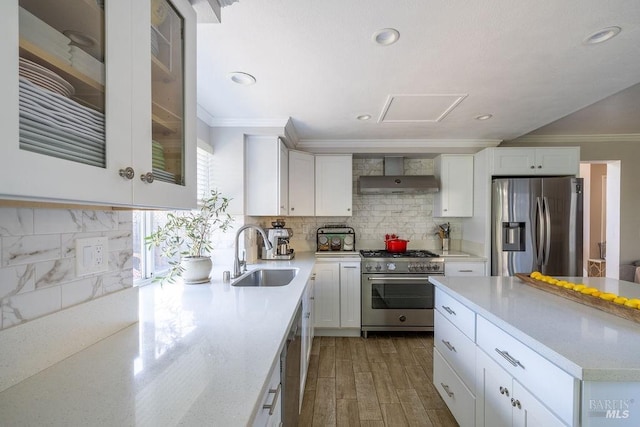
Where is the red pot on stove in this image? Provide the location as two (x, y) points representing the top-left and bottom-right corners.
(385, 238), (409, 253)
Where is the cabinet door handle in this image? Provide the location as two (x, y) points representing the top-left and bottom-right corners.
(441, 339), (457, 353)
(499, 386), (510, 396)
(441, 305), (456, 316)
(511, 398), (522, 409)
(440, 382), (454, 398)
(495, 348), (525, 369)
(140, 172), (155, 183)
(119, 167), (135, 180)
(530, 165), (535, 169)
(263, 383), (281, 415)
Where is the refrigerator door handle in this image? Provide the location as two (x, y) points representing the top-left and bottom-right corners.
(535, 197), (544, 265)
(543, 196), (551, 266)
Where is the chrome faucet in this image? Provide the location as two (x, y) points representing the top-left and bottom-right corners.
(233, 224), (272, 278)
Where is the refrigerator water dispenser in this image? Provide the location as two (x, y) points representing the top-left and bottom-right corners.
(502, 222), (525, 251)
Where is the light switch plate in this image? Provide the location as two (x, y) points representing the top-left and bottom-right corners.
(76, 237), (108, 276)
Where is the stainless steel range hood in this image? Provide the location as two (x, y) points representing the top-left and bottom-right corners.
(357, 157), (440, 195)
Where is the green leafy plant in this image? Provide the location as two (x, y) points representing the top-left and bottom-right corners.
(145, 190), (233, 283)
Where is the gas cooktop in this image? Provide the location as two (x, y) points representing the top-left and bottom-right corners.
(359, 249), (441, 259)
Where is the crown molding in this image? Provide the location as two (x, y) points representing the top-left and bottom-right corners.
(206, 117), (290, 128)
(512, 134), (640, 144)
(195, 107), (291, 130)
(296, 138), (502, 154)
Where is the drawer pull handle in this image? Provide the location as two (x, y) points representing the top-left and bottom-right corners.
(263, 383), (281, 415)
(458, 269), (473, 273)
(495, 348), (525, 369)
(442, 339), (457, 352)
(499, 386), (510, 396)
(440, 382), (454, 398)
(442, 305), (456, 316)
(511, 398), (522, 409)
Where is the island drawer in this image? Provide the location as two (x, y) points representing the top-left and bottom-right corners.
(433, 347), (475, 427)
(444, 261), (486, 276)
(434, 309), (476, 393)
(477, 315), (578, 425)
(435, 288), (476, 340)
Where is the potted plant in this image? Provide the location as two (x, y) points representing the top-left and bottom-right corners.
(146, 190), (233, 284)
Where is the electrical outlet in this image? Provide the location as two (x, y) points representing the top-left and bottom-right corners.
(76, 237), (109, 276)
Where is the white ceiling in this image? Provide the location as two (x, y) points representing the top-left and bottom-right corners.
(195, 0), (640, 153)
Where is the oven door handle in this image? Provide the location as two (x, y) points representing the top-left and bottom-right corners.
(367, 277), (434, 281)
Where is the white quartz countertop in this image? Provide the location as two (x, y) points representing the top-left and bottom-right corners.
(431, 275), (640, 381)
(0, 252), (317, 426)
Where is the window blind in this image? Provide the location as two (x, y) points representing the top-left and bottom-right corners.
(196, 146), (214, 203)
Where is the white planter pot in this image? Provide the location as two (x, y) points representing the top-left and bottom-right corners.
(181, 256), (212, 284)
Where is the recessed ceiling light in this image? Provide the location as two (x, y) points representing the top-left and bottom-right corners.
(583, 26), (621, 45)
(475, 114), (493, 121)
(357, 114), (372, 121)
(228, 72), (256, 85)
(372, 28), (400, 46)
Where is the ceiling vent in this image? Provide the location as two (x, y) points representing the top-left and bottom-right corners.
(358, 157), (439, 195)
(378, 94), (468, 123)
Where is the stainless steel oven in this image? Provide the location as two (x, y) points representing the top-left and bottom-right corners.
(360, 250), (444, 338)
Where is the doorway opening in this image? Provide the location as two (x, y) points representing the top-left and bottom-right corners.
(579, 161), (621, 278)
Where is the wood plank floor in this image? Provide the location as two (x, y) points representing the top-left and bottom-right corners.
(299, 333), (459, 427)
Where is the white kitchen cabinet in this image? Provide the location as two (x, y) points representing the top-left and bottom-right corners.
(434, 310), (476, 392)
(339, 262), (361, 329)
(313, 262), (340, 328)
(314, 259), (361, 335)
(433, 154), (474, 217)
(246, 136), (288, 216)
(288, 150), (315, 216)
(300, 273), (315, 409)
(476, 349), (565, 427)
(490, 147), (580, 176)
(434, 347), (476, 427)
(435, 287), (579, 427)
(315, 154), (352, 216)
(252, 359), (282, 427)
(476, 315), (577, 425)
(445, 260), (487, 277)
(0, 0), (196, 209)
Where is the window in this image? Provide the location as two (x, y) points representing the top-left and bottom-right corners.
(197, 143), (214, 203)
(133, 143), (215, 283)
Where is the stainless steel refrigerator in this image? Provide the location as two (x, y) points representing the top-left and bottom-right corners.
(492, 177), (583, 276)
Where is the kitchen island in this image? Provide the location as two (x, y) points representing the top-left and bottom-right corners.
(431, 275), (640, 427)
(0, 252), (316, 426)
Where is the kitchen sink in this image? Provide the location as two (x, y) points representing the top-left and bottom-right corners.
(232, 268), (297, 287)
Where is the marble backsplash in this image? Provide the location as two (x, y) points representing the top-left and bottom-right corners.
(257, 158), (462, 252)
(0, 208), (133, 330)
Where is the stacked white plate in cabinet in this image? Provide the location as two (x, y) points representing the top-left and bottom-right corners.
(19, 77), (105, 167)
(19, 58), (75, 98)
(153, 169), (177, 184)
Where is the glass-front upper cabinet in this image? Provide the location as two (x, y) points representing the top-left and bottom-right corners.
(0, 0), (195, 208)
(132, 0), (196, 209)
